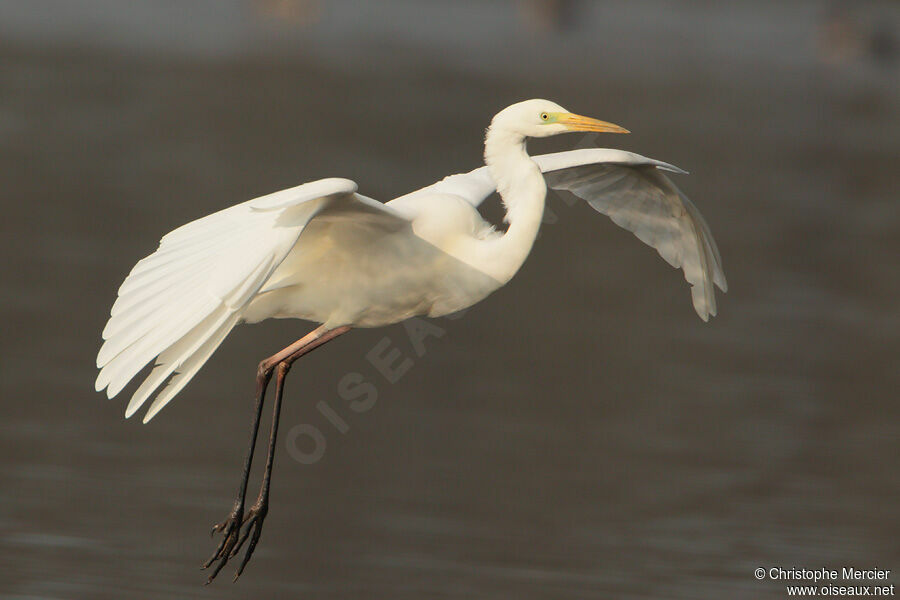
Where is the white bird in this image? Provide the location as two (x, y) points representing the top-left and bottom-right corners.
(95, 99), (727, 581)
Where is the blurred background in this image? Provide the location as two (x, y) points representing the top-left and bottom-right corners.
(1, 1), (898, 598)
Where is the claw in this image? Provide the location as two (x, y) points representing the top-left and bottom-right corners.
(205, 558), (227, 585)
(201, 509), (244, 576)
(203, 500), (268, 583)
(210, 521), (225, 537)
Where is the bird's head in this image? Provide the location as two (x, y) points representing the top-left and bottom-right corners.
(490, 99), (629, 139)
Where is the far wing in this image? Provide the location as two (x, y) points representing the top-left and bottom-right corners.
(408, 149), (727, 321)
(539, 150), (727, 321)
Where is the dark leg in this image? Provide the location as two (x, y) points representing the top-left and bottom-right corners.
(204, 325), (350, 583)
(201, 361), (272, 577)
(228, 360), (289, 579)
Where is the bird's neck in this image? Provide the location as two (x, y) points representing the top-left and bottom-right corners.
(482, 126), (546, 284)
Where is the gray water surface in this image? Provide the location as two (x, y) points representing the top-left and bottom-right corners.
(1, 1), (898, 598)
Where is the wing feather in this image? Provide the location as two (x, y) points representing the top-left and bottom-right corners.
(96, 177), (376, 421)
(543, 160), (727, 320)
(140, 312), (242, 423)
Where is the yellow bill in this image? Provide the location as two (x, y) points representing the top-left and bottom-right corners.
(558, 113), (629, 134)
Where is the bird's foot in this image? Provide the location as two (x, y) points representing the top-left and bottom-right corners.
(201, 496), (269, 584)
(202, 505), (244, 583)
(228, 496), (269, 581)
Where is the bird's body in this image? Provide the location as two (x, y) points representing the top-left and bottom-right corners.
(243, 188), (503, 329)
(95, 99), (727, 581)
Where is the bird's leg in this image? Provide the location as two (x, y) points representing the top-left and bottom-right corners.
(205, 325), (350, 583)
(201, 361), (272, 576)
(203, 326), (330, 582)
(228, 325), (350, 580)
(228, 359), (288, 580)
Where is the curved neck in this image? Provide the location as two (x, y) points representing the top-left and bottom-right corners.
(481, 125), (546, 284)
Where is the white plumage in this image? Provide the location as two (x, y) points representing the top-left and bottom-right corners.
(96, 179), (358, 420)
(96, 100), (727, 424)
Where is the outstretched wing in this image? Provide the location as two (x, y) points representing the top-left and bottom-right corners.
(95, 178), (406, 422)
(412, 148), (727, 321)
(538, 150), (727, 321)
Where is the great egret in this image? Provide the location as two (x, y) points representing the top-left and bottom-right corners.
(95, 99), (727, 581)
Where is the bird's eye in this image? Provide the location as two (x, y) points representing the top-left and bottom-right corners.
(540, 112), (549, 121)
